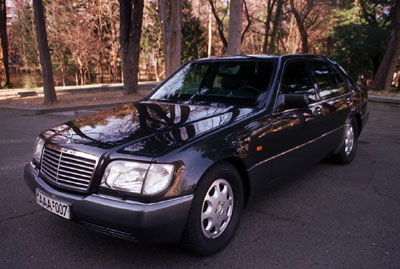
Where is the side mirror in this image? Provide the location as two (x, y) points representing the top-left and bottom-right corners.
(276, 93), (309, 110)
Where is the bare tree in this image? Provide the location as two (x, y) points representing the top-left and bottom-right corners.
(261, 0), (277, 54)
(241, 0), (252, 44)
(0, 0), (11, 87)
(208, 0), (228, 50)
(227, 0), (243, 55)
(289, 0), (315, 53)
(158, 0), (182, 76)
(32, 0), (57, 104)
(245, 0), (283, 54)
(268, 0), (284, 54)
(371, 1), (400, 91)
(120, 0), (144, 95)
(209, 0), (251, 54)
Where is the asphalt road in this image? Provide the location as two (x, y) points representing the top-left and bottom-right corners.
(0, 106), (399, 268)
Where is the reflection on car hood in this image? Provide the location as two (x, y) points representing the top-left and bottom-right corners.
(42, 101), (254, 156)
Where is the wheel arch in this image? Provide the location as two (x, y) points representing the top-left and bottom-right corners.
(223, 157), (251, 207)
(347, 110), (362, 136)
(354, 113), (362, 136)
(199, 157), (251, 208)
(180, 156), (248, 255)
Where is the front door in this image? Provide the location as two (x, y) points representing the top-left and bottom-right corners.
(268, 60), (321, 179)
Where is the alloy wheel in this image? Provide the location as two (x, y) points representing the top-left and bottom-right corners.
(344, 123), (355, 156)
(201, 179), (234, 239)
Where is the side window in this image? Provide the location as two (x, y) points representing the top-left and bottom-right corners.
(334, 63), (357, 90)
(332, 65), (350, 92)
(281, 61), (316, 103)
(309, 61), (348, 100)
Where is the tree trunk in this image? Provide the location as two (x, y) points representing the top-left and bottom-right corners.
(154, 52), (160, 82)
(208, 5), (212, 57)
(371, 3), (400, 91)
(159, 0), (171, 75)
(33, 0), (57, 104)
(227, 0), (243, 55)
(99, 61), (104, 83)
(262, 0), (276, 54)
(0, 0), (11, 88)
(371, 55), (381, 76)
(170, 0), (181, 73)
(159, 0), (182, 76)
(269, 0), (283, 54)
(86, 63), (91, 84)
(61, 54), (66, 86)
(397, 73), (400, 92)
(111, 22), (119, 83)
(120, 0), (144, 95)
(290, 0), (309, 54)
(80, 67), (84, 85)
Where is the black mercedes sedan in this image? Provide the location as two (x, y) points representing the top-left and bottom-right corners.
(24, 55), (368, 255)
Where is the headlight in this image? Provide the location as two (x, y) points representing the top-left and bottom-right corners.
(143, 164), (175, 195)
(100, 161), (174, 195)
(33, 137), (45, 163)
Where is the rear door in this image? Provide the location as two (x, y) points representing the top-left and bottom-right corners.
(307, 60), (352, 152)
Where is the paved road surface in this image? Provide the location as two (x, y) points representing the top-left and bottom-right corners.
(0, 106), (399, 268)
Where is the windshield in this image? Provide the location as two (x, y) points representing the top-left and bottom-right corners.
(149, 60), (276, 107)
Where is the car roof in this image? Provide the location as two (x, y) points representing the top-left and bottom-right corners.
(194, 54), (333, 63)
(195, 55), (278, 62)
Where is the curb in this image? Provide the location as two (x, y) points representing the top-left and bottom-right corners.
(0, 82), (159, 115)
(0, 81), (159, 98)
(0, 101), (137, 115)
(368, 95), (400, 104)
(368, 96), (400, 112)
(368, 95), (400, 113)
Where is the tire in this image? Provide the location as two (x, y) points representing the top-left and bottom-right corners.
(181, 162), (244, 256)
(332, 118), (359, 164)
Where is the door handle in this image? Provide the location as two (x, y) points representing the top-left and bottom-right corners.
(313, 106), (322, 116)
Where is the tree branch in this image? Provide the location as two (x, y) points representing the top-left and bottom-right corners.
(208, 0), (228, 49)
(359, 0), (378, 26)
(241, 0), (251, 43)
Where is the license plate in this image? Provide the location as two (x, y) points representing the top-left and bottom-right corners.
(36, 189), (71, 219)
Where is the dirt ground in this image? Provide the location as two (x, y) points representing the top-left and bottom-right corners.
(0, 90), (146, 108)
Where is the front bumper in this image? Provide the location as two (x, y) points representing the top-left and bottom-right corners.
(24, 162), (193, 244)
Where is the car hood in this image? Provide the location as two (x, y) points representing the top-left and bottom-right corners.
(42, 101), (254, 157)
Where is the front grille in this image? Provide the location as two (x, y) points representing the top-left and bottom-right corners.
(40, 144), (98, 191)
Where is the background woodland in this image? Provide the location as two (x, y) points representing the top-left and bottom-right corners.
(0, 0), (399, 104)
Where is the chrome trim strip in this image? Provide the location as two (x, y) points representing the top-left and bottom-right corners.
(312, 92), (351, 105)
(272, 92), (351, 116)
(248, 125), (345, 172)
(94, 193), (194, 206)
(45, 144), (98, 162)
